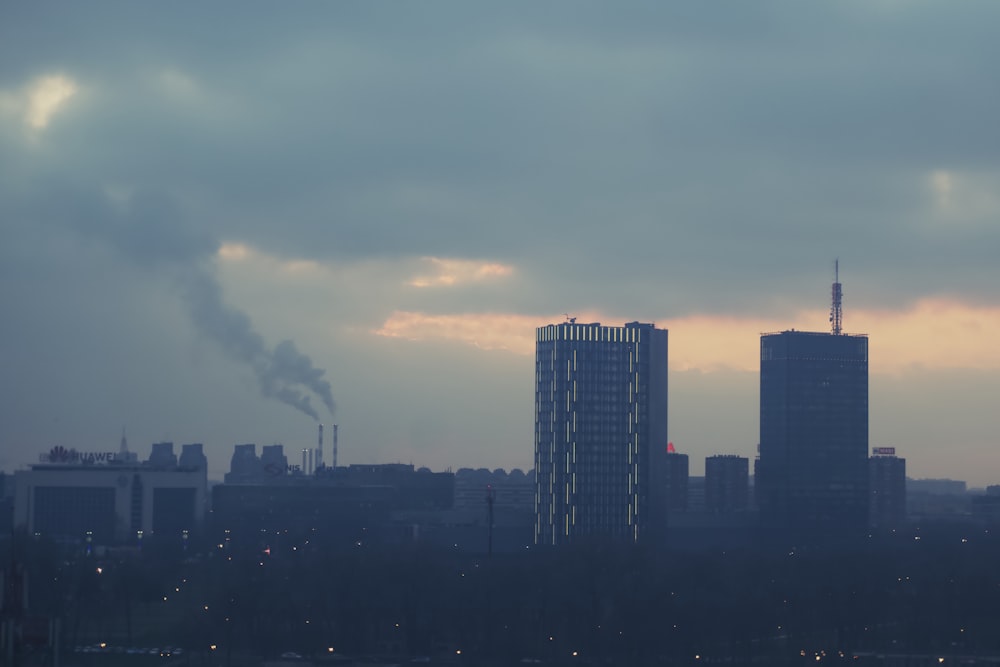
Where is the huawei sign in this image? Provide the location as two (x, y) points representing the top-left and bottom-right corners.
(39, 446), (118, 464)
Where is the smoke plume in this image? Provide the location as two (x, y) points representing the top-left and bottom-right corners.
(180, 271), (336, 420)
(79, 189), (337, 420)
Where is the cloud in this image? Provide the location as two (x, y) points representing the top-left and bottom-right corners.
(407, 257), (514, 288)
(929, 169), (953, 208)
(218, 241), (325, 277)
(374, 311), (563, 354)
(926, 168), (1000, 224)
(218, 242), (253, 262)
(0, 74), (78, 132)
(158, 68), (200, 100)
(374, 299), (1000, 375)
(25, 74), (78, 129)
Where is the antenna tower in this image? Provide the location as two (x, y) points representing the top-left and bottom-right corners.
(829, 259), (843, 335)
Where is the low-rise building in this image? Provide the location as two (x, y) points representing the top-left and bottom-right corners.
(12, 442), (207, 544)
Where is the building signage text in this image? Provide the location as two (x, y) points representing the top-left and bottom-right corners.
(39, 446), (119, 464)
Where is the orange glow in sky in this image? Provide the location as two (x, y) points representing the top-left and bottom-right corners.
(374, 299), (1000, 375)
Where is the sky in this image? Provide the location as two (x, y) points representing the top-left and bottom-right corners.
(2, 2), (999, 485)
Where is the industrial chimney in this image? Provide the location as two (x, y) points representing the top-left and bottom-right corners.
(333, 424), (338, 470)
(317, 423), (324, 470)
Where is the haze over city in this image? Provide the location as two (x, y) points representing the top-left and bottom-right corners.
(2, 2), (999, 485)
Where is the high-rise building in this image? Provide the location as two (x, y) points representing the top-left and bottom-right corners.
(757, 329), (869, 534)
(705, 454), (749, 514)
(869, 448), (906, 529)
(534, 320), (668, 545)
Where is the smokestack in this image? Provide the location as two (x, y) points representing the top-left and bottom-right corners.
(308, 449), (314, 475)
(333, 424), (338, 470)
(317, 424), (324, 470)
(301, 448), (307, 474)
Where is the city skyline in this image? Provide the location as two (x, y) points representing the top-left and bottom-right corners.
(2, 3), (1000, 486)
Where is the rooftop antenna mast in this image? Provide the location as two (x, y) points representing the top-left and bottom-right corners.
(830, 259), (843, 335)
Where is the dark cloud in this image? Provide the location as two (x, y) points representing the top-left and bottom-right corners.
(4, 1), (988, 318)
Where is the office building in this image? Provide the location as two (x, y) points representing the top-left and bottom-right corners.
(705, 455), (749, 514)
(757, 329), (869, 534)
(869, 448), (906, 529)
(13, 442), (207, 544)
(535, 320), (668, 545)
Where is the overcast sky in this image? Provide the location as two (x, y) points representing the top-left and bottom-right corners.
(2, 2), (999, 485)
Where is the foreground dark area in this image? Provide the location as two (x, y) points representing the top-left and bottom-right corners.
(5, 524), (1000, 666)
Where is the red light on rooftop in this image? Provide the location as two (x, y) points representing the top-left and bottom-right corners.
(667, 442), (676, 453)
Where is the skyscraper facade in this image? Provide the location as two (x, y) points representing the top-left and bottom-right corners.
(705, 454), (749, 514)
(534, 321), (668, 546)
(757, 330), (869, 534)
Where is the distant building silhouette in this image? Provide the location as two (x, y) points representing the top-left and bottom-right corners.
(148, 441), (178, 468)
(535, 321), (669, 545)
(664, 451), (689, 513)
(705, 455), (749, 514)
(907, 478), (966, 495)
(226, 443), (265, 482)
(12, 444), (207, 544)
(454, 468), (534, 514)
(906, 478), (970, 523)
(757, 330), (869, 535)
(179, 443), (207, 470)
(260, 444), (290, 477)
(213, 462), (458, 549)
(972, 485), (1000, 524)
(869, 449), (906, 529)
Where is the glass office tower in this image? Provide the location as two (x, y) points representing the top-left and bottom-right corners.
(535, 321), (668, 546)
(757, 330), (869, 535)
